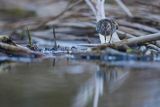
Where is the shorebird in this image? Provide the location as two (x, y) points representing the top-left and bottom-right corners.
(96, 18), (118, 43)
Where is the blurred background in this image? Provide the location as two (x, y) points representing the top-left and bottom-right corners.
(0, 0), (159, 44)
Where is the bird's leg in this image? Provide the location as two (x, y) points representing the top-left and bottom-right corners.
(109, 34), (112, 44)
(105, 36), (106, 43)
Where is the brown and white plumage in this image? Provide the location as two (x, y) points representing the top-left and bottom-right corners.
(96, 18), (118, 43)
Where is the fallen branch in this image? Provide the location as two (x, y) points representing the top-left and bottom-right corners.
(135, 1), (160, 9)
(84, 0), (96, 16)
(79, 32), (160, 50)
(6, 0), (83, 30)
(117, 30), (135, 39)
(147, 44), (160, 52)
(119, 20), (160, 33)
(35, 0), (83, 30)
(114, 0), (133, 17)
(121, 32), (160, 46)
(0, 42), (44, 57)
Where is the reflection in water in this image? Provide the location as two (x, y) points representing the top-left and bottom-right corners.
(73, 64), (129, 107)
(0, 59), (160, 107)
(0, 63), (16, 74)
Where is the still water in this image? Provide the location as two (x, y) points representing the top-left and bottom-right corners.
(0, 58), (160, 107)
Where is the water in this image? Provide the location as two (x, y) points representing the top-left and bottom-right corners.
(0, 58), (160, 107)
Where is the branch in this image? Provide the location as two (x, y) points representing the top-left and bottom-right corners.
(79, 32), (160, 49)
(0, 42), (44, 57)
(96, 0), (106, 21)
(119, 20), (160, 33)
(85, 0), (97, 16)
(114, 0), (133, 17)
(122, 32), (160, 46)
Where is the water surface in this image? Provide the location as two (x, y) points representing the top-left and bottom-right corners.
(0, 59), (160, 107)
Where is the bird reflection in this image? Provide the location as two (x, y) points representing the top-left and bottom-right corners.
(0, 63), (13, 74)
(72, 63), (129, 107)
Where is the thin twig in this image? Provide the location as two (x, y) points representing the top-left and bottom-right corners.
(85, 0), (97, 16)
(114, 0), (133, 17)
(119, 20), (160, 33)
(26, 27), (32, 47)
(31, 0), (83, 30)
(52, 26), (57, 50)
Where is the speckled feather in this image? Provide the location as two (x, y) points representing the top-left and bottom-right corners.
(96, 18), (118, 43)
(96, 18), (118, 36)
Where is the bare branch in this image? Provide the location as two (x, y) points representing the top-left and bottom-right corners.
(85, 0), (97, 16)
(114, 0), (133, 17)
(0, 42), (43, 57)
(79, 32), (160, 48)
(96, 0), (106, 21)
(122, 32), (160, 46)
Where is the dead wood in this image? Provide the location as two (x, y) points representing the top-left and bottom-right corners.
(79, 32), (160, 50)
(0, 42), (44, 57)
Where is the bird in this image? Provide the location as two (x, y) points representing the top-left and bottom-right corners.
(96, 18), (118, 43)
